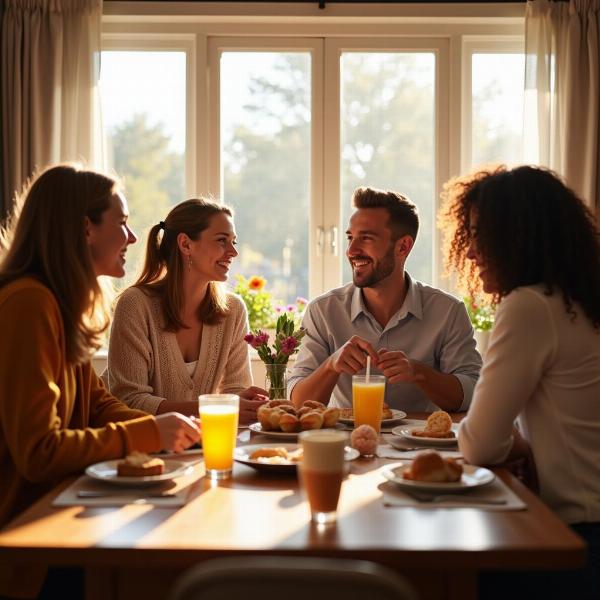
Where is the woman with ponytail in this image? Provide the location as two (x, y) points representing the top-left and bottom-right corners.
(106, 198), (267, 424)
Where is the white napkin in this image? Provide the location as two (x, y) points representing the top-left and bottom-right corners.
(380, 477), (527, 511)
(376, 444), (463, 460)
(53, 465), (201, 508)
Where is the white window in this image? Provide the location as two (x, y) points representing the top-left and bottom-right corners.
(100, 4), (525, 300)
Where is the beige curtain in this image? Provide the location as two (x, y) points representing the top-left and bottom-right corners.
(1, 0), (103, 213)
(524, 0), (600, 212)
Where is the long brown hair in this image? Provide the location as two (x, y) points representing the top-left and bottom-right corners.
(0, 164), (118, 363)
(439, 165), (600, 329)
(134, 198), (232, 330)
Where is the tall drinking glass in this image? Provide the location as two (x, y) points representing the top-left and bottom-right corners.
(352, 374), (386, 433)
(198, 394), (239, 480)
(299, 429), (348, 524)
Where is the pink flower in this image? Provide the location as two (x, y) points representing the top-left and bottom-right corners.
(254, 331), (270, 346)
(296, 296), (308, 306)
(286, 304), (296, 313)
(244, 331), (269, 349)
(275, 305), (284, 314)
(281, 336), (298, 355)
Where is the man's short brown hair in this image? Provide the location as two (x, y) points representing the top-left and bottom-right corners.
(352, 186), (419, 241)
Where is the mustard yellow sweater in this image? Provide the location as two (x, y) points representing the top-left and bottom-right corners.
(0, 278), (161, 598)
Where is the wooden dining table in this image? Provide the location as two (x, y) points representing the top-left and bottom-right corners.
(0, 414), (586, 600)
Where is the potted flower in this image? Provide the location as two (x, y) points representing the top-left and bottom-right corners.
(244, 313), (306, 399)
(234, 274), (277, 331)
(464, 296), (495, 357)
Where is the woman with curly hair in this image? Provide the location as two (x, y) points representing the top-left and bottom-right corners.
(440, 164), (600, 598)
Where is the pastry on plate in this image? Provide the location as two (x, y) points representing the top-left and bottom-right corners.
(402, 451), (462, 483)
(117, 452), (165, 477)
(412, 410), (455, 438)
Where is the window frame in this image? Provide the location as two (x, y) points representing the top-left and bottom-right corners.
(461, 36), (526, 172)
(101, 2), (525, 298)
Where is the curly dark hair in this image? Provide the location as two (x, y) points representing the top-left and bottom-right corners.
(439, 164), (600, 329)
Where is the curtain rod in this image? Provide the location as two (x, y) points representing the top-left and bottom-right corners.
(120, 0), (569, 3)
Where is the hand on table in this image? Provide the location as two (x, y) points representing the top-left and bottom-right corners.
(239, 386), (269, 424)
(329, 336), (379, 375)
(155, 411), (201, 453)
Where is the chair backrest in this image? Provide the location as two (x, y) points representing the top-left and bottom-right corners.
(169, 555), (418, 600)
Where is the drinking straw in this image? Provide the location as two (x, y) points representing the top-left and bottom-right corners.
(366, 355), (371, 384)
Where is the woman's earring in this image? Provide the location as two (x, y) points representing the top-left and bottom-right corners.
(188, 256), (193, 271)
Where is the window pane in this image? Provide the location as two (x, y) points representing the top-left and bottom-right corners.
(100, 51), (186, 286)
(341, 52), (435, 285)
(472, 53), (524, 167)
(221, 52), (310, 304)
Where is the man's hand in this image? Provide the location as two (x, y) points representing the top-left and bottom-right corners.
(376, 348), (425, 384)
(328, 336), (379, 375)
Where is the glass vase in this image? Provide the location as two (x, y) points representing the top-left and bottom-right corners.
(265, 363), (288, 400)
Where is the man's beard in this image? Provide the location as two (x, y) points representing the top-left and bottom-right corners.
(351, 244), (395, 288)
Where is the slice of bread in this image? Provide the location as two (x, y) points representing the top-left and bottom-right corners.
(117, 452), (165, 477)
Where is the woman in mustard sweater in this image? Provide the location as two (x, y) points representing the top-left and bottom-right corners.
(0, 164), (200, 599)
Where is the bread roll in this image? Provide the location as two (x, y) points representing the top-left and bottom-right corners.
(299, 410), (324, 430)
(424, 410), (453, 435)
(403, 451), (463, 482)
(322, 407), (340, 428)
(303, 400), (326, 412)
(257, 405), (274, 430)
(279, 413), (300, 433)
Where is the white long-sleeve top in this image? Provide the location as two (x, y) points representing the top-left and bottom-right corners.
(459, 286), (600, 524)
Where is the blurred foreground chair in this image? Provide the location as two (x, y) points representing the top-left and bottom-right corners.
(169, 556), (418, 600)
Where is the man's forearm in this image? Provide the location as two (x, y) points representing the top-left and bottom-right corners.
(411, 361), (463, 411)
(290, 359), (340, 408)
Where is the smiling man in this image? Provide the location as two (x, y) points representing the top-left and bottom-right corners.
(289, 186), (481, 413)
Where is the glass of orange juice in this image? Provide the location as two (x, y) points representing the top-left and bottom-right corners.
(198, 394), (239, 480)
(352, 374), (386, 433)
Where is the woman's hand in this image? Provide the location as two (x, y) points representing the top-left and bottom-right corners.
(238, 387), (268, 424)
(155, 412), (201, 453)
(499, 427), (540, 493)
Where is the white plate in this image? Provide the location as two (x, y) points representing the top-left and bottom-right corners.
(392, 424), (459, 446)
(235, 443), (359, 473)
(338, 409), (407, 427)
(381, 462), (495, 492)
(248, 422), (346, 440)
(85, 459), (190, 486)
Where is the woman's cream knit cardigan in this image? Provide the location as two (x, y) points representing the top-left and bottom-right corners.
(106, 286), (252, 414)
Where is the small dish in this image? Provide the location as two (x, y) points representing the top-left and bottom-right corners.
(235, 443), (359, 473)
(85, 459), (190, 486)
(338, 409), (407, 427)
(391, 424), (459, 446)
(381, 462), (495, 492)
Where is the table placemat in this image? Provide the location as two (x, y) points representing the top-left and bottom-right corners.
(380, 477), (527, 511)
(52, 465), (202, 508)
